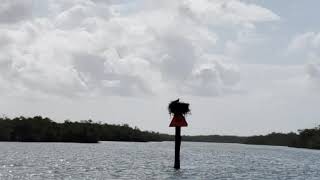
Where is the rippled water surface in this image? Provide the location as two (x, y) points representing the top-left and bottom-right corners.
(1, 141), (320, 179)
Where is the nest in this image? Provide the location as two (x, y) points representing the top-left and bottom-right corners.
(168, 99), (190, 115)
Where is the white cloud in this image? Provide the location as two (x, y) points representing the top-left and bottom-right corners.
(182, 61), (240, 96)
(288, 32), (320, 88)
(0, 0), (280, 98)
(288, 32), (320, 50)
(179, 0), (279, 28)
(307, 63), (320, 88)
(307, 63), (320, 78)
(287, 32), (320, 59)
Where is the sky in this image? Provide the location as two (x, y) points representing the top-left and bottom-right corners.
(1, 0), (320, 136)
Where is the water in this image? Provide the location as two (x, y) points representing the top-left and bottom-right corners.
(0, 142), (320, 180)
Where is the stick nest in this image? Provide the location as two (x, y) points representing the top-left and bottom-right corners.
(168, 99), (190, 115)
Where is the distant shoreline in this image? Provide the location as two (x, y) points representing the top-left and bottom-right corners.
(1, 116), (319, 149)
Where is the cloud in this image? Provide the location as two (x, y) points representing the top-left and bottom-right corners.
(178, 0), (279, 28)
(288, 32), (320, 88)
(288, 32), (320, 51)
(287, 32), (320, 59)
(306, 63), (320, 93)
(307, 63), (320, 85)
(182, 61), (240, 96)
(0, 0), (34, 24)
(307, 63), (320, 77)
(0, 0), (279, 97)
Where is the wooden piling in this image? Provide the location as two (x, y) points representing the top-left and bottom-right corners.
(174, 126), (181, 169)
(168, 99), (190, 169)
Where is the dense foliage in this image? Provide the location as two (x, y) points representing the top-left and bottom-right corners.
(244, 128), (320, 149)
(294, 127), (320, 149)
(183, 129), (320, 150)
(244, 132), (299, 147)
(0, 116), (172, 143)
(1, 116), (320, 149)
(183, 135), (246, 143)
